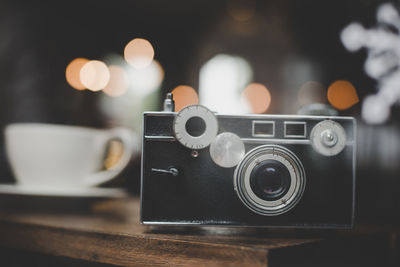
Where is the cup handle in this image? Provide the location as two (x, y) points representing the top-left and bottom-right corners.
(83, 128), (135, 187)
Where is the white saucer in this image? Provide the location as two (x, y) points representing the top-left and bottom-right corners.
(0, 184), (128, 198)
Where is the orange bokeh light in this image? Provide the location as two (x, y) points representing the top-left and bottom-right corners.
(103, 65), (130, 97)
(227, 0), (256, 22)
(241, 83), (271, 114)
(80, 60), (110, 92)
(171, 85), (199, 112)
(124, 38), (154, 69)
(327, 80), (359, 110)
(65, 58), (89, 90)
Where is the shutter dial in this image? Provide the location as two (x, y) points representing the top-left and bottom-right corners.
(173, 105), (218, 149)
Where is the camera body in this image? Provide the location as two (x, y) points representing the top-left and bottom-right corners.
(141, 105), (356, 228)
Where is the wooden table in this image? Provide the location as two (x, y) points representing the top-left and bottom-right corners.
(0, 196), (396, 266)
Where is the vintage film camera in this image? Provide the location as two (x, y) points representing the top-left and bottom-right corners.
(141, 95), (356, 228)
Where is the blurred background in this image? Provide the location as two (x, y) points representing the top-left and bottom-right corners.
(0, 0), (399, 224)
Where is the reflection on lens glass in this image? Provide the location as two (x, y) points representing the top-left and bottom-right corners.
(262, 167), (283, 193)
(250, 160), (291, 201)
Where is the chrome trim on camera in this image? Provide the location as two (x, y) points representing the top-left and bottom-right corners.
(144, 135), (176, 141)
(351, 118), (357, 227)
(252, 121), (275, 137)
(241, 138), (311, 145)
(144, 135), (355, 146)
(144, 111), (355, 121)
(216, 113), (355, 121)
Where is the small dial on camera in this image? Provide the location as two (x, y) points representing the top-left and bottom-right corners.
(173, 105), (218, 150)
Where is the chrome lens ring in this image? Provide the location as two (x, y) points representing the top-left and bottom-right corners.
(234, 145), (306, 216)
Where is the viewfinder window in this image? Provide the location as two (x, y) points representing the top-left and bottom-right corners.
(253, 121), (274, 137)
(284, 122), (306, 138)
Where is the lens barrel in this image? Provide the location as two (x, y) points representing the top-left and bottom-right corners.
(234, 145), (306, 216)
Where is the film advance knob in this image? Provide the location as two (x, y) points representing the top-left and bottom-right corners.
(173, 105), (218, 149)
(321, 129), (338, 147)
(310, 120), (346, 156)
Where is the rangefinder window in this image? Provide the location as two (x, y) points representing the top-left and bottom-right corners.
(252, 121), (275, 137)
(284, 121), (306, 138)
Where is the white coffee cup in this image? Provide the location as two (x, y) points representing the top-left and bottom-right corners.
(4, 123), (135, 188)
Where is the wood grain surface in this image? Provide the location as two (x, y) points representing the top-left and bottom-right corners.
(0, 197), (391, 266)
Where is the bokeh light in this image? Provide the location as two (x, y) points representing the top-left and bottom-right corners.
(103, 65), (129, 97)
(362, 94), (390, 124)
(226, 0), (256, 22)
(128, 60), (164, 96)
(65, 58), (89, 90)
(298, 81), (326, 106)
(124, 38), (155, 69)
(241, 83), (271, 114)
(340, 23), (366, 52)
(327, 80), (359, 110)
(171, 85), (199, 112)
(199, 54), (253, 114)
(80, 60), (110, 92)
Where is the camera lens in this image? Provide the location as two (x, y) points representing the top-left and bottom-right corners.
(234, 145), (306, 216)
(185, 116), (206, 137)
(250, 160), (291, 201)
